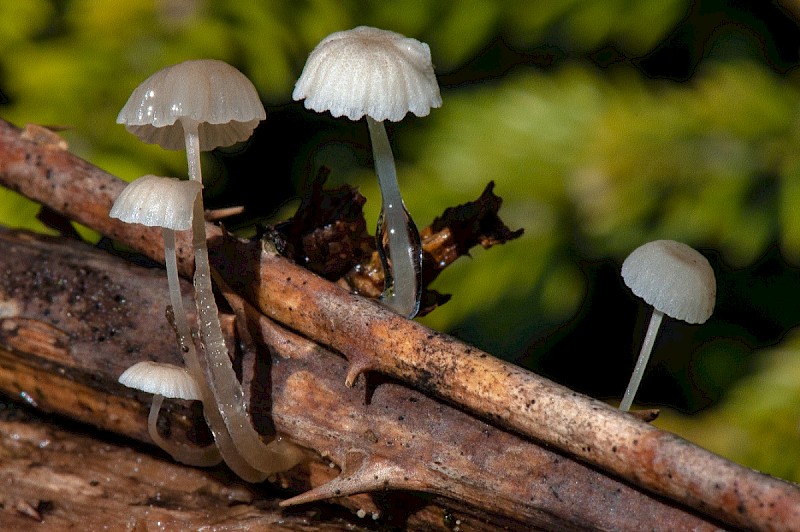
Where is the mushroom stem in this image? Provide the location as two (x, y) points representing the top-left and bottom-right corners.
(366, 116), (422, 319)
(183, 119), (203, 185)
(162, 228), (193, 351)
(162, 228), (269, 479)
(181, 120), (303, 476)
(193, 378), (270, 482)
(620, 309), (664, 412)
(147, 394), (222, 467)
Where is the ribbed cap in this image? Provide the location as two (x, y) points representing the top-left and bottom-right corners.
(109, 174), (202, 231)
(293, 26), (441, 122)
(621, 239), (716, 324)
(118, 361), (201, 401)
(117, 59), (265, 150)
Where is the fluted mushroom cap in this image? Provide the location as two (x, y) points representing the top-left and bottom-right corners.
(117, 59), (265, 151)
(293, 26), (442, 122)
(621, 240), (716, 324)
(110, 174), (202, 231)
(119, 361), (201, 400)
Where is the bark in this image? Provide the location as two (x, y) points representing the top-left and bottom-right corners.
(0, 409), (368, 531)
(0, 227), (720, 530)
(0, 118), (798, 530)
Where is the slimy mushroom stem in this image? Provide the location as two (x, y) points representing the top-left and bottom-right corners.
(190, 372), (270, 482)
(183, 119), (202, 184)
(292, 26), (441, 319)
(162, 226), (268, 480)
(182, 121), (301, 476)
(366, 116), (422, 318)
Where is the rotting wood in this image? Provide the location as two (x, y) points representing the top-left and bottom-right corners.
(0, 227), (720, 530)
(0, 405), (375, 531)
(1, 117), (799, 529)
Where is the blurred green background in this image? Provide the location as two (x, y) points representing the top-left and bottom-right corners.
(2, 0), (800, 483)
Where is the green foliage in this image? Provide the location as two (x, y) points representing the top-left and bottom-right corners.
(389, 60), (796, 346)
(658, 332), (800, 482)
(1, 0), (799, 482)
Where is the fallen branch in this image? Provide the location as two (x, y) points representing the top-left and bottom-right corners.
(0, 227), (717, 530)
(1, 118), (799, 529)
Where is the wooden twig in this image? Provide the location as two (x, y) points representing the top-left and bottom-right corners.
(0, 227), (719, 530)
(1, 118), (799, 530)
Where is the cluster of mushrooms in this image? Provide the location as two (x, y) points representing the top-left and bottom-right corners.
(112, 26), (441, 478)
(111, 26), (717, 482)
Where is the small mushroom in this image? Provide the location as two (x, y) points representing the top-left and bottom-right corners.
(118, 361), (221, 466)
(619, 240), (716, 411)
(293, 26), (442, 318)
(110, 174), (202, 352)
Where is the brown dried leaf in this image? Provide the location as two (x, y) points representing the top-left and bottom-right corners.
(262, 168), (523, 316)
(271, 167), (374, 281)
(277, 173), (523, 315)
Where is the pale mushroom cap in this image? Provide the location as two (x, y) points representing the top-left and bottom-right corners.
(119, 361), (201, 401)
(117, 59), (266, 151)
(109, 174), (202, 231)
(621, 240), (716, 324)
(292, 26), (442, 122)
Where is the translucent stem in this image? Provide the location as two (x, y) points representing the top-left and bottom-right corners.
(147, 394), (222, 467)
(366, 116), (422, 319)
(163, 228), (265, 480)
(620, 309), (664, 412)
(162, 228), (194, 359)
(182, 120), (303, 476)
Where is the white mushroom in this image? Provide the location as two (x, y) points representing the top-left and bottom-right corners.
(619, 239), (716, 411)
(109, 174), (268, 479)
(117, 59), (265, 152)
(119, 360), (201, 400)
(110, 174), (201, 231)
(118, 61), (301, 479)
(110, 174), (202, 356)
(293, 26), (442, 318)
(118, 361), (220, 466)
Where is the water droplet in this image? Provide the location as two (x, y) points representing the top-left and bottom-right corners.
(19, 391), (38, 408)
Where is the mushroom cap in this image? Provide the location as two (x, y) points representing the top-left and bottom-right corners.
(110, 174), (202, 231)
(117, 59), (266, 151)
(293, 26), (442, 122)
(119, 361), (201, 401)
(621, 239), (716, 324)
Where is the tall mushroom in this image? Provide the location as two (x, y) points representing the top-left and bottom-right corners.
(117, 60), (301, 477)
(619, 239), (716, 411)
(293, 26), (442, 318)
